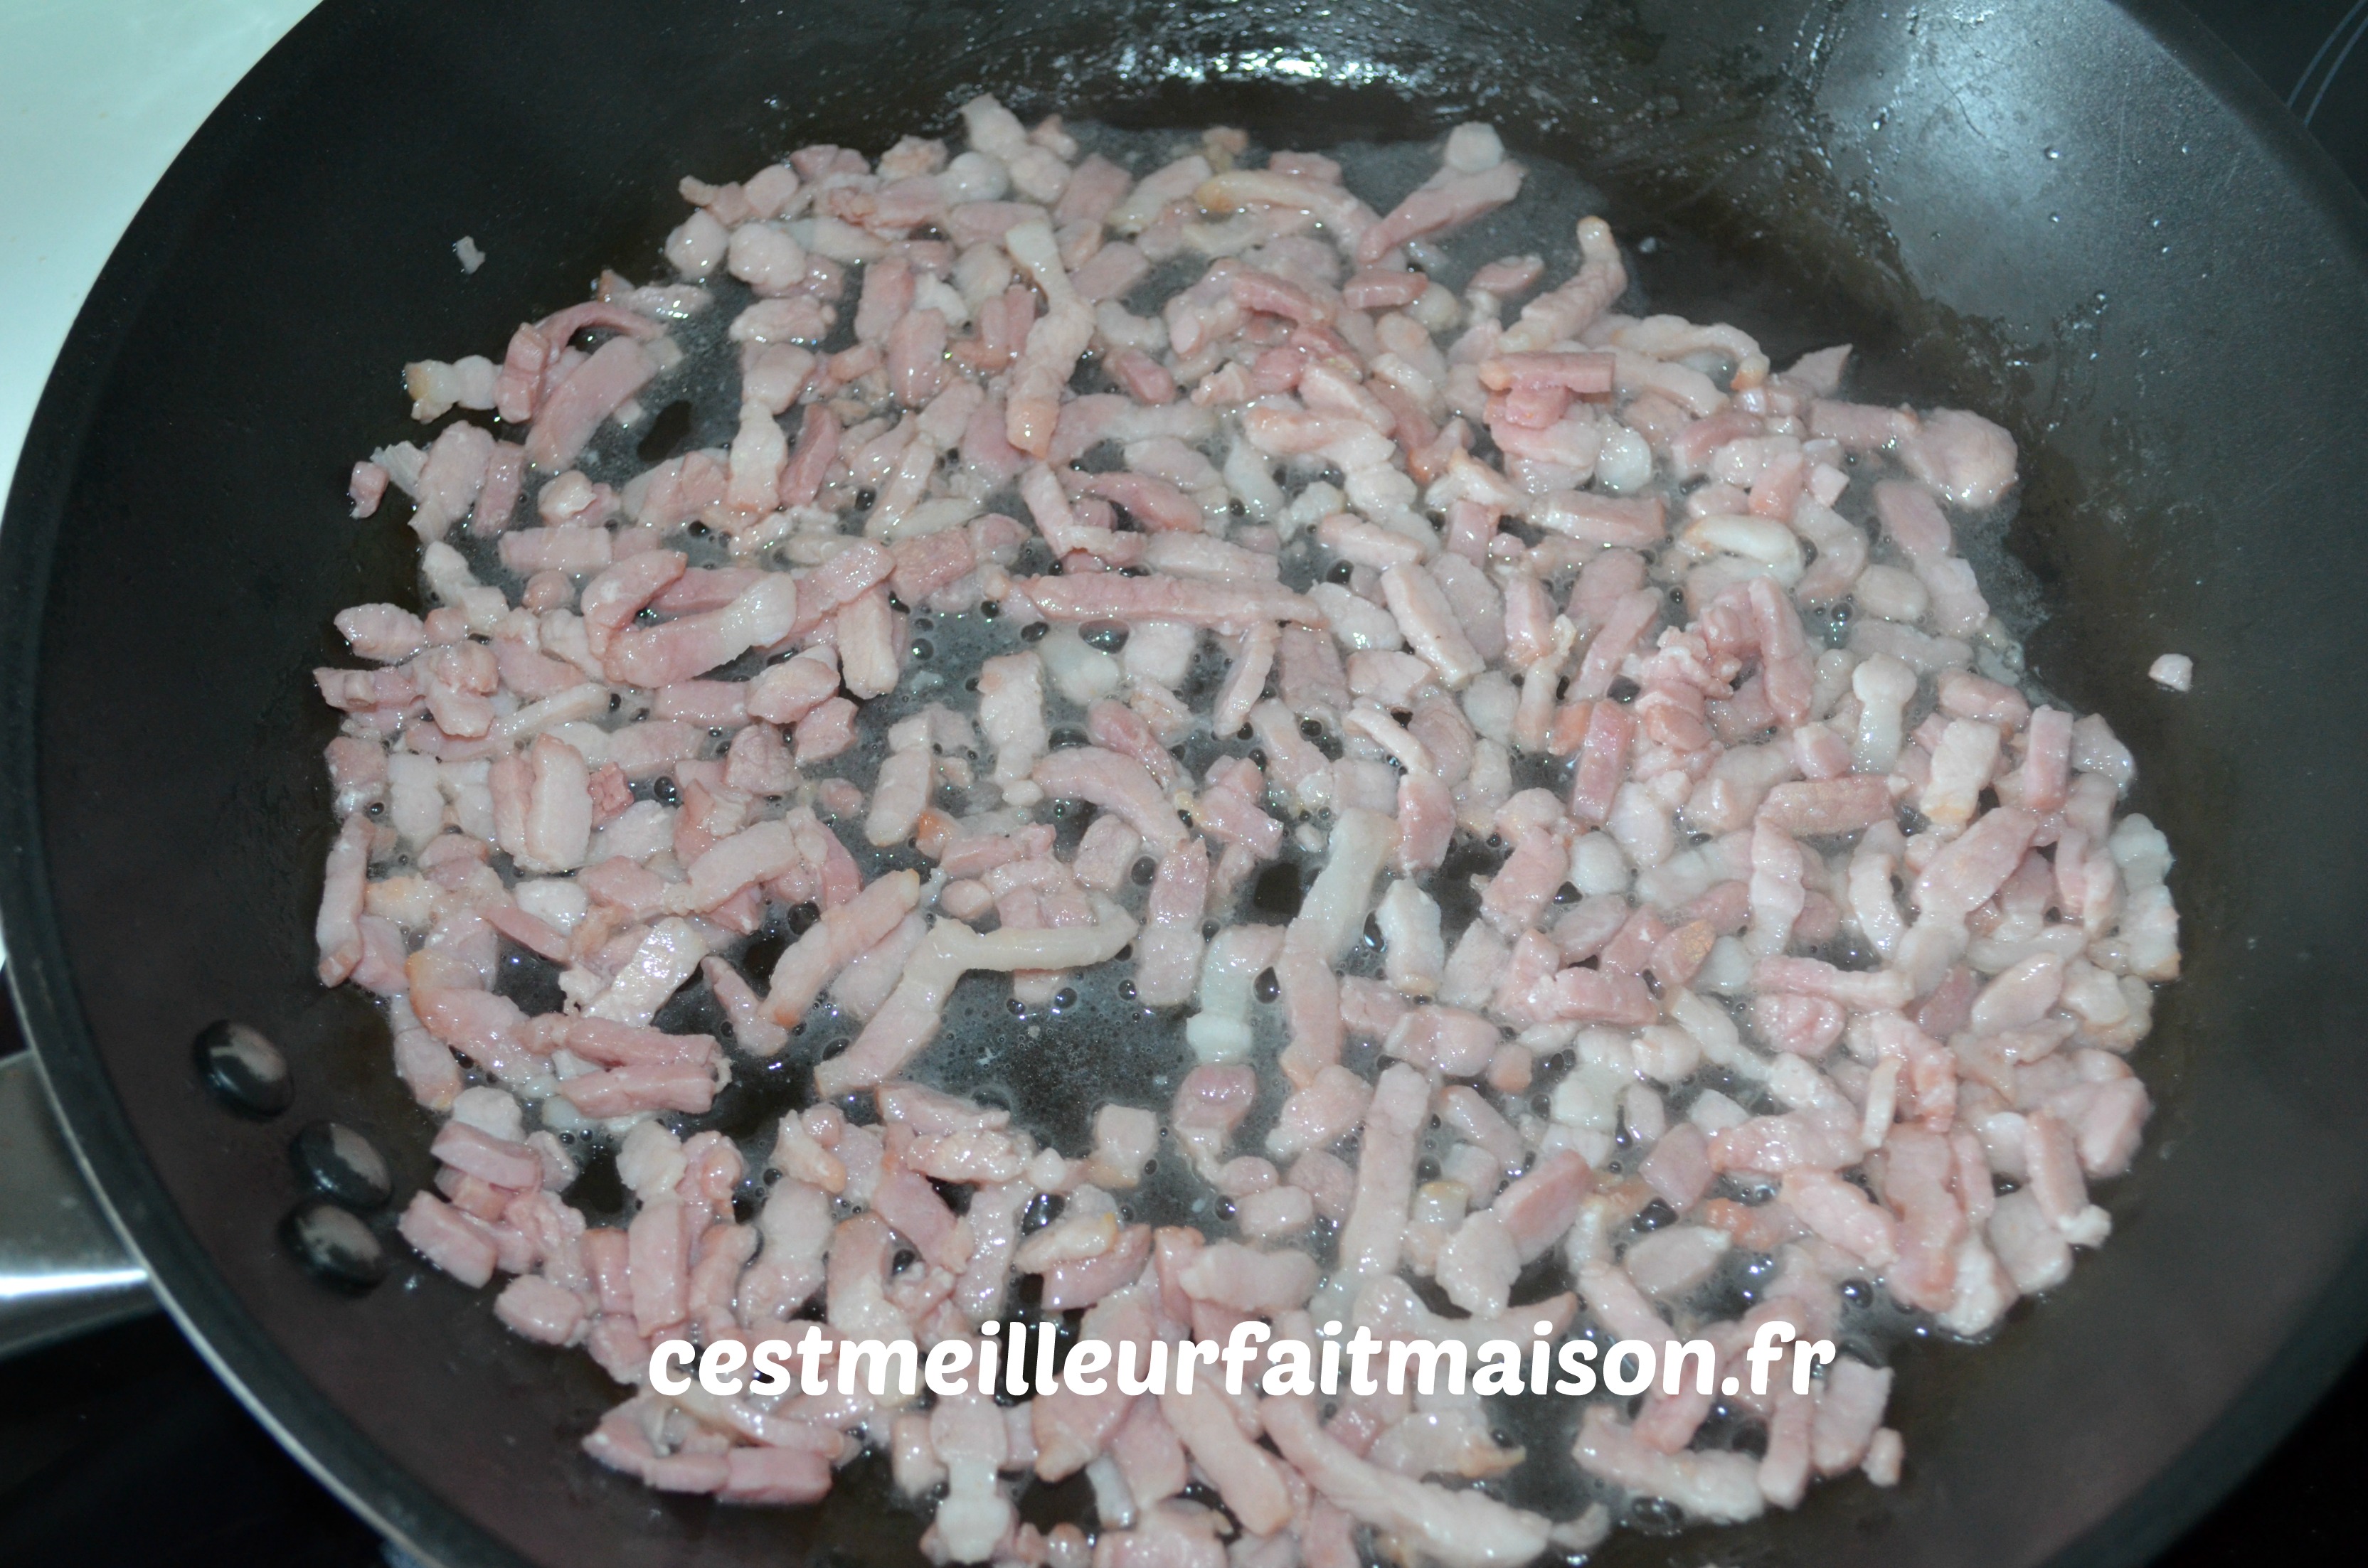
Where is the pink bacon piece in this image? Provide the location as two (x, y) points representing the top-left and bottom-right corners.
(765, 871), (925, 1032)
(1018, 573), (1322, 634)
(1356, 160), (1524, 265)
(525, 337), (657, 472)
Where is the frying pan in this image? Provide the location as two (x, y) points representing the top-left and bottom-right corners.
(5, 0), (2367, 1564)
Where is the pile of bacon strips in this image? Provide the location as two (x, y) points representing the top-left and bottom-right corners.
(313, 100), (2179, 1567)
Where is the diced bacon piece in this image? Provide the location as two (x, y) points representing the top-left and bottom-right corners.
(1083, 1106), (1160, 1191)
(1231, 266), (1334, 329)
(973, 649), (1048, 802)
(499, 523), (612, 575)
(1384, 1005), (1502, 1077)
(511, 733), (592, 873)
(873, 1168), (975, 1271)
(1009, 295), (1094, 457)
(1899, 407), (2018, 509)
(536, 299), (667, 345)
(818, 910), (1139, 1095)
(1265, 1394), (1554, 1568)
(581, 1404), (727, 1494)
(585, 917), (710, 1028)
(1758, 776), (1893, 836)
(538, 1016), (713, 1068)
(723, 722), (793, 796)
(526, 337), (657, 472)
(1812, 1358), (1894, 1476)
(314, 812), (372, 984)
(1381, 564), (1484, 689)
(789, 698), (856, 763)
(699, 955), (786, 1056)
(1540, 965), (1656, 1026)
(1751, 956), (1913, 1011)
(1052, 149), (1130, 222)
(1640, 1122), (1714, 1212)
(1266, 1067), (1374, 1162)
(349, 459), (391, 518)
(1135, 839), (1210, 1007)
(1877, 1126), (1964, 1312)
(1020, 572), (1323, 634)
(1071, 469), (1201, 533)
(432, 1120), (544, 1190)
(1745, 818), (1806, 956)
(1087, 698), (1182, 791)
(558, 1061), (717, 1117)
(1737, 575), (1813, 729)
(1033, 747), (1187, 851)
(1753, 991), (1845, 1056)
(1873, 480), (1989, 638)
(399, 1192), (498, 1287)
(1624, 1223), (1731, 1300)
(625, 1195), (692, 1335)
(1569, 589), (1660, 699)
(1710, 1104), (1864, 1177)
(1358, 160), (1524, 265)
(778, 403), (841, 508)
(1109, 346), (1177, 404)
(1499, 215), (1628, 355)
(867, 726), (937, 849)
(1913, 807), (2042, 917)
(889, 528), (977, 608)
(1040, 1224), (1152, 1311)
(602, 576), (797, 689)
(1808, 399), (1915, 452)
(1467, 828), (1563, 938)
(1344, 268), (1429, 309)
(1573, 1405), (1764, 1523)
(1161, 1383), (1294, 1535)
(721, 1445), (832, 1506)
(1570, 701), (1634, 824)
(1987, 1188), (2073, 1294)
(495, 1274), (588, 1345)
(1534, 492), (1665, 553)
(1479, 351), (1613, 395)
(1340, 976), (1413, 1043)
(2022, 705), (2074, 814)
(671, 819), (800, 912)
(885, 306), (948, 407)
(496, 324), (553, 424)
(765, 870), (926, 1030)
(336, 604), (429, 663)
(581, 550), (689, 659)
(1781, 1171), (1899, 1267)
(407, 964), (531, 1078)
(1468, 254), (1544, 295)
(1332, 1065), (1430, 1299)
(405, 422), (497, 545)
(1494, 1149), (1593, 1258)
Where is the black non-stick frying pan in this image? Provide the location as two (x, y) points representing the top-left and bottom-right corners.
(6, 1), (2368, 1564)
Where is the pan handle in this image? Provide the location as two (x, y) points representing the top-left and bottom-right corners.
(0, 1050), (155, 1358)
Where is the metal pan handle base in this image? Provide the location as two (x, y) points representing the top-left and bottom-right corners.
(0, 1050), (154, 1358)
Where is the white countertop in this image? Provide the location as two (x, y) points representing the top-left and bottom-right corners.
(0, 0), (319, 518)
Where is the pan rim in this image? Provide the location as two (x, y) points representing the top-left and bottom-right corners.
(0, 16), (536, 1568)
(4, 1), (2367, 1565)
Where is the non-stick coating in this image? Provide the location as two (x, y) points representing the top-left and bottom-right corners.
(6, 1), (2368, 1565)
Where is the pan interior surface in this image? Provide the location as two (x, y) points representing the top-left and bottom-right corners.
(5, 2), (2368, 1566)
